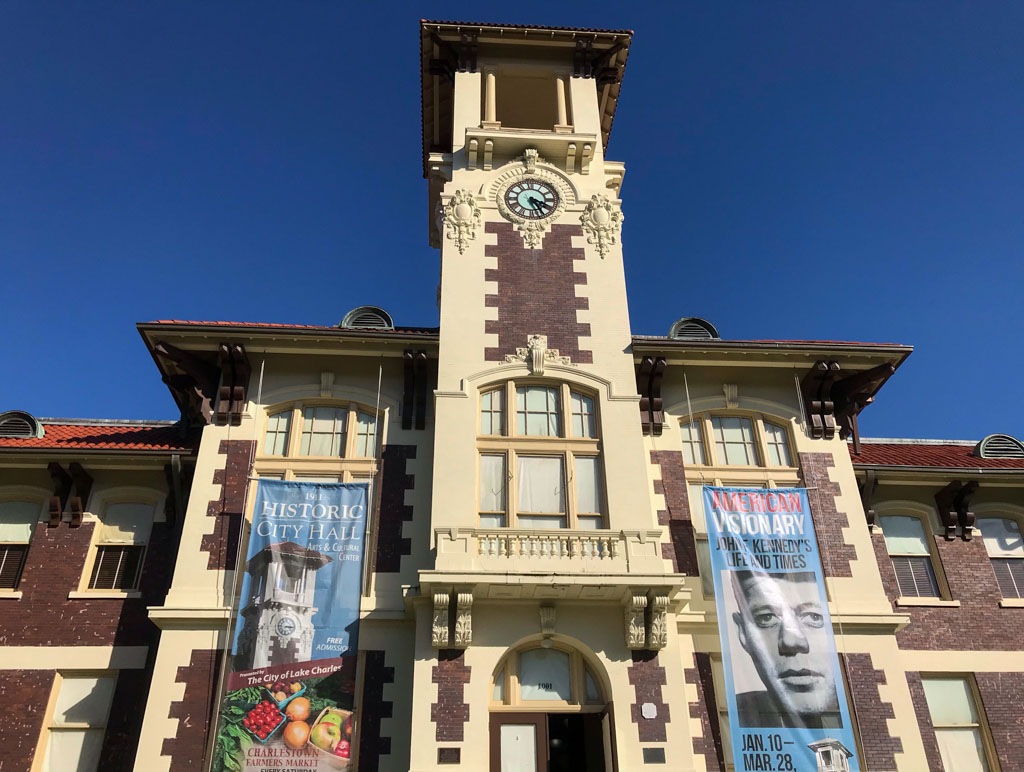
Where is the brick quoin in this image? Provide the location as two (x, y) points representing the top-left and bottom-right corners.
(161, 649), (222, 770)
(798, 452), (856, 577)
(649, 450), (699, 575)
(431, 649), (471, 742)
(373, 445), (416, 573)
(627, 650), (669, 742)
(905, 672), (943, 771)
(975, 672), (1024, 771)
(0, 670), (55, 772)
(201, 439), (255, 570)
(358, 650), (395, 772)
(842, 653), (902, 770)
(686, 653), (723, 771)
(483, 221), (592, 364)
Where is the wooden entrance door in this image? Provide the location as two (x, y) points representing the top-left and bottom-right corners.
(490, 713), (547, 772)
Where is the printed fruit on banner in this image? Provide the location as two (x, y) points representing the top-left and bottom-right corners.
(311, 722), (341, 751)
(286, 696), (311, 721)
(283, 720), (311, 750)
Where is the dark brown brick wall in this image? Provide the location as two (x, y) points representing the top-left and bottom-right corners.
(483, 222), (592, 364)
(686, 653), (723, 771)
(799, 452), (856, 577)
(649, 450), (699, 575)
(358, 649), (394, 772)
(0, 670), (55, 772)
(98, 661), (161, 771)
(843, 653), (902, 770)
(161, 648), (222, 770)
(431, 649), (471, 742)
(200, 439), (255, 570)
(627, 650), (669, 742)
(905, 672), (943, 771)
(869, 527), (1024, 650)
(374, 445), (416, 573)
(975, 672), (1024, 770)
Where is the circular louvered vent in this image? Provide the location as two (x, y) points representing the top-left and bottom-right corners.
(0, 411), (43, 439)
(975, 434), (1024, 459)
(339, 306), (394, 330)
(668, 317), (720, 340)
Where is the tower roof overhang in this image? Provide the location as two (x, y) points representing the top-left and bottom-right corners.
(419, 20), (633, 177)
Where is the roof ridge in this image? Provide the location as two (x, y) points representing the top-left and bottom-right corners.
(38, 418), (181, 427)
(855, 437), (977, 446)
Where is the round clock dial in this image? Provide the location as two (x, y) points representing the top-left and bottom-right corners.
(503, 179), (559, 220)
(276, 616), (297, 637)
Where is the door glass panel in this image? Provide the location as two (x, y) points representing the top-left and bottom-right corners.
(519, 648), (571, 700)
(500, 724), (537, 772)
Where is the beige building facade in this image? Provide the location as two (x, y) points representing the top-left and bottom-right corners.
(1, 19), (1023, 772)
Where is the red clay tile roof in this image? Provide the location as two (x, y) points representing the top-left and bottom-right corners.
(850, 442), (1024, 469)
(0, 423), (195, 452)
(632, 335), (908, 347)
(146, 320), (439, 335)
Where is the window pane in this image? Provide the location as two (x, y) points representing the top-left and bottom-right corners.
(46, 729), (106, 772)
(680, 421), (706, 465)
(881, 516), (931, 555)
(934, 728), (988, 772)
(480, 514), (507, 528)
(493, 669), (505, 701)
(355, 412), (377, 457)
(570, 392), (596, 438)
(54, 677), (117, 726)
(294, 476), (341, 483)
(0, 500), (39, 542)
(98, 503), (153, 545)
(711, 417), (758, 465)
(575, 457), (600, 515)
(480, 455), (507, 513)
(584, 669), (600, 702)
(264, 412), (290, 456)
(518, 515), (565, 529)
(764, 422), (792, 466)
(516, 386), (561, 437)
(696, 539), (715, 598)
(300, 407), (346, 456)
(977, 518), (1024, 557)
(891, 555), (940, 598)
(481, 390), (504, 436)
(519, 648), (571, 700)
(518, 457), (565, 513)
(577, 516), (603, 531)
(923, 678), (979, 725)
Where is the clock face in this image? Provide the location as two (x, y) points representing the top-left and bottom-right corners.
(276, 616), (297, 637)
(503, 179), (559, 220)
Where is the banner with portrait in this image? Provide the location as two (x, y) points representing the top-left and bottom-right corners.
(211, 480), (368, 772)
(703, 486), (859, 772)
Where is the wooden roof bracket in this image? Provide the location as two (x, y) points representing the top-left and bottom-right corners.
(68, 462), (93, 528)
(403, 350), (430, 430)
(153, 341), (221, 427)
(800, 361), (840, 440)
(47, 462), (72, 527)
(935, 480), (980, 541)
(859, 469), (878, 530)
(215, 343), (251, 426)
(832, 362), (897, 454)
(635, 356), (666, 436)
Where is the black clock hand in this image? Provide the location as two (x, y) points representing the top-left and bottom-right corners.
(527, 196), (545, 212)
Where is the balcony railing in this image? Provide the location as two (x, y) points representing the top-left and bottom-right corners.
(476, 530), (619, 560)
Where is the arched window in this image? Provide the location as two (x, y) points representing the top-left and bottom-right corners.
(880, 515), (941, 598)
(491, 643), (606, 709)
(977, 517), (1024, 598)
(0, 500), (41, 589)
(478, 381), (603, 530)
(680, 413), (796, 469)
(261, 402), (380, 460)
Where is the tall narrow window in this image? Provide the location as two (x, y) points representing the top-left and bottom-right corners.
(921, 677), (991, 772)
(570, 392), (596, 438)
(88, 502), (152, 592)
(517, 456), (566, 528)
(481, 389), (505, 436)
(300, 407), (347, 456)
(0, 500), (37, 590)
(680, 419), (706, 465)
(711, 416), (759, 465)
(574, 456), (602, 529)
(880, 516), (940, 597)
(763, 422), (792, 466)
(480, 454), (507, 528)
(516, 386), (561, 437)
(355, 411), (377, 457)
(977, 517), (1024, 598)
(264, 411), (291, 456)
(44, 675), (117, 772)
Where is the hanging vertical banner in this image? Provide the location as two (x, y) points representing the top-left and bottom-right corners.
(704, 486), (859, 772)
(211, 480), (368, 772)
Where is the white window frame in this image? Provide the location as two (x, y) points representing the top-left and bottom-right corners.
(77, 488), (163, 597)
(877, 509), (947, 600)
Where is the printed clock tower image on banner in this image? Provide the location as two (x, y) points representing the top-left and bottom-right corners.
(234, 541), (332, 669)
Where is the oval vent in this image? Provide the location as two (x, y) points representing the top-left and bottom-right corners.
(975, 434), (1024, 459)
(668, 317), (720, 340)
(339, 306), (394, 330)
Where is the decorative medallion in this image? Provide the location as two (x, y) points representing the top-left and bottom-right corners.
(492, 149), (573, 248)
(503, 335), (573, 374)
(442, 189), (481, 255)
(579, 194), (623, 258)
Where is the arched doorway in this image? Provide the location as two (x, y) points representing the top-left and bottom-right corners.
(488, 642), (617, 772)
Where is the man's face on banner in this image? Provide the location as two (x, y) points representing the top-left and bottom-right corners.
(732, 571), (838, 720)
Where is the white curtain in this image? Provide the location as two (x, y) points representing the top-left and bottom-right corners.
(517, 457), (564, 513)
(977, 518), (1024, 557)
(575, 457), (599, 514)
(98, 503), (154, 544)
(0, 501), (39, 542)
(480, 455), (506, 512)
(880, 515), (930, 555)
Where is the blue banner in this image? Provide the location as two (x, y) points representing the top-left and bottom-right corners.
(214, 480), (369, 771)
(703, 486), (859, 772)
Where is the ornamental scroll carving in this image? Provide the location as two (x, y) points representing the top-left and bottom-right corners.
(432, 591), (450, 648)
(647, 593), (669, 650)
(503, 335), (572, 375)
(579, 194), (623, 258)
(625, 594), (648, 650)
(442, 189), (482, 254)
(453, 592), (473, 648)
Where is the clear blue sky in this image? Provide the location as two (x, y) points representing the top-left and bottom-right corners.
(1, 2), (1021, 440)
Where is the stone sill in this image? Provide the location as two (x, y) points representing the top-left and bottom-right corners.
(896, 597), (960, 608)
(999, 598), (1024, 608)
(0, 591), (23, 600)
(68, 590), (141, 600)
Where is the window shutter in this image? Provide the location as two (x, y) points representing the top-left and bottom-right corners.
(892, 555), (939, 597)
(0, 545), (28, 589)
(992, 559), (1024, 599)
(89, 546), (144, 590)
